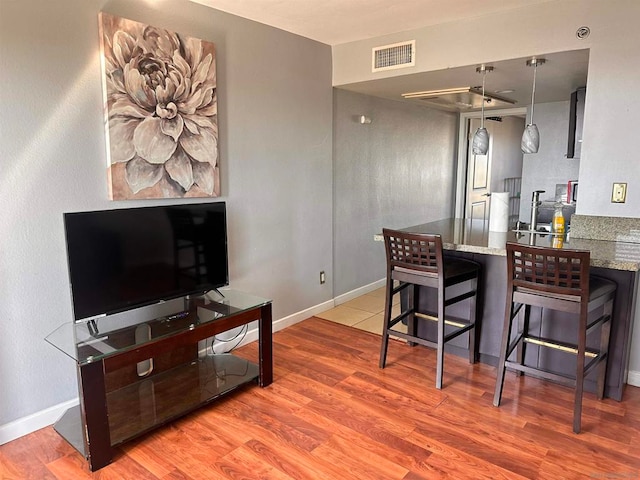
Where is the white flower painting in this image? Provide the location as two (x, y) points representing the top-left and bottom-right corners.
(99, 13), (219, 199)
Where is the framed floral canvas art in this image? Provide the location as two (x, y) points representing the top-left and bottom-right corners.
(99, 13), (219, 199)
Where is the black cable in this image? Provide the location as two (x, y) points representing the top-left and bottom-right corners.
(214, 324), (247, 343)
(208, 324), (248, 355)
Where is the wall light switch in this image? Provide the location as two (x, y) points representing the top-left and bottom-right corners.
(611, 182), (627, 203)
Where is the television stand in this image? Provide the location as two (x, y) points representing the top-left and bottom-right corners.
(45, 289), (272, 472)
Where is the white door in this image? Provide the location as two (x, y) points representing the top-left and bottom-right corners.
(463, 116), (525, 225)
(455, 107), (528, 221)
(465, 118), (492, 223)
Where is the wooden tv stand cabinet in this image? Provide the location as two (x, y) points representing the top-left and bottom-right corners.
(46, 289), (272, 472)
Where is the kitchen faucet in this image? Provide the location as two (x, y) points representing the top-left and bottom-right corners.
(530, 190), (545, 232)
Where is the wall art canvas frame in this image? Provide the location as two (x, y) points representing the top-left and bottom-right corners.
(99, 12), (219, 199)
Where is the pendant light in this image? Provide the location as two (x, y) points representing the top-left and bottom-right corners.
(521, 57), (546, 154)
(472, 65), (493, 155)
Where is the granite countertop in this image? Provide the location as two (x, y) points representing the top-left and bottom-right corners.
(375, 218), (640, 272)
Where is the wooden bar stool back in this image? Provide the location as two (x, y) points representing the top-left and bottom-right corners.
(379, 228), (481, 389)
(493, 242), (616, 433)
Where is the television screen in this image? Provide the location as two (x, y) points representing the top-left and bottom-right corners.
(64, 202), (228, 321)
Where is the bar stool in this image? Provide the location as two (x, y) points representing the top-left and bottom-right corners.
(379, 228), (481, 389)
(493, 242), (616, 433)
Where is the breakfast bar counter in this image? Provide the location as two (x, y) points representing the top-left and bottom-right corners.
(378, 218), (639, 400)
(375, 217), (640, 271)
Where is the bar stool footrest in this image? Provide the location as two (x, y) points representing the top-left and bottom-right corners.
(414, 312), (474, 330)
(522, 335), (600, 358)
(505, 361), (577, 388)
(385, 328), (438, 350)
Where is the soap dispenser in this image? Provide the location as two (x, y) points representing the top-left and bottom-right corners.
(552, 204), (565, 235)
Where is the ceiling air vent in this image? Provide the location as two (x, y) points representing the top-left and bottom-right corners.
(372, 40), (415, 72)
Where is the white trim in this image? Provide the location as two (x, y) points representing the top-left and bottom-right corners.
(455, 106), (528, 219)
(0, 398), (79, 445)
(0, 283), (384, 444)
(627, 370), (640, 387)
(235, 298), (337, 349)
(334, 278), (386, 305)
(0, 297), (339, 443)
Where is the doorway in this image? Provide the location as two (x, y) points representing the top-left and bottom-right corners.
(455, 107), (528, 222)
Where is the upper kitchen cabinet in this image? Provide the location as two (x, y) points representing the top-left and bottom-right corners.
(567, 87), (586, 159)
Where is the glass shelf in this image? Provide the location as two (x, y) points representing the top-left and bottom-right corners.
(108, 354), (258, 446)
(52, 353), (260, 457)
(45, 288), (271, 365)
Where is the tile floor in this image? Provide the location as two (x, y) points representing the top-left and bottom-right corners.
(314, 286), (407, 336)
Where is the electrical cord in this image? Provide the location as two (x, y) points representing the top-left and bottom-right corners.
(207, 324), (248, 355)
(198, 353), (252, 397)
(214, 325), (247, 343)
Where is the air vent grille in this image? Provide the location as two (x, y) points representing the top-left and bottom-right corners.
(372, 40), (415, 72)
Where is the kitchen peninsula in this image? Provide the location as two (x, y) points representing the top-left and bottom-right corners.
(376, 217), (640, 401)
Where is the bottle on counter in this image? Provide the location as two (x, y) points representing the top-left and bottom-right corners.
(552, 204), (565, 235)
(552, 236), (564, 249)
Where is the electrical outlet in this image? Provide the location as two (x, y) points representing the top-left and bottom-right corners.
(612, 182), (627, 203)
(320, 271), (326, 284)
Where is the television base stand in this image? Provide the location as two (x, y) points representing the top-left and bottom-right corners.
(46, 289), (272, 472)
(210, 287), (226, 299)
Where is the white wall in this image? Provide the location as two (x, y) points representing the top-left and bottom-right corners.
(333, 0), (640, 218)
(0, 0), (333, 430)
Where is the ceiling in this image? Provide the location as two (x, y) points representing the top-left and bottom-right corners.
(340, 49), (589, 111)
(189, 0), (589, 111)
(189, 0), (557, 46)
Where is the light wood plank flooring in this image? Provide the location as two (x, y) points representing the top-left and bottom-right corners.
(2, 311), (639, 479)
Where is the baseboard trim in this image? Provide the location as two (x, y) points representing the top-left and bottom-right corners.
(627, 370), (640, 387)
(235, 298), (336, 348)
(0, 398), (79, 445)
(0, 297), (340, 445)
(334, 278), (385, 305)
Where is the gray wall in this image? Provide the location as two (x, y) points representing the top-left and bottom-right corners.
(333, 89), (457, 295)
(0, 0), (332, 425)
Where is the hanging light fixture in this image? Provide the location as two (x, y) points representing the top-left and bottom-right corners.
(472, 65), (493, 155)
(521, 57), (546, 154)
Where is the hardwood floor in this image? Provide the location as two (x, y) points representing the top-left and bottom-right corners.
(2, 317), (639, 479)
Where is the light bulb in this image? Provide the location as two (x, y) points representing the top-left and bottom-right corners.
(472, 127), (489, 155)
(521, 124), (540, 154)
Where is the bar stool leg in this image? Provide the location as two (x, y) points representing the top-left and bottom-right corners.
(436, 289), (445, 389)
(597, 298), (613, 399)
(573, 308), (589, 434)
(468, 277), (478, 364)
(494, 295), (516, 406)
(515, 305), (531, 376)
(379, 279), (394, 369)
(407, 284), (417, 347)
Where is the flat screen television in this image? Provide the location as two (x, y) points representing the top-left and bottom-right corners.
(64, 202), (228, 322)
